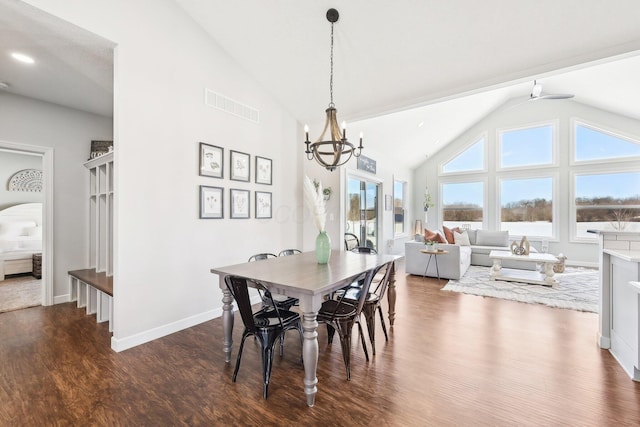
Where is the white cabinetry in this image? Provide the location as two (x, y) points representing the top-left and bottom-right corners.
(68, 152), (114, 331)
(86, 152), (114, 276)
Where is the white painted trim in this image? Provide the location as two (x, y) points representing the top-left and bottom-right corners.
(0, 139), (54, 306)
(110, 294), (262, 352)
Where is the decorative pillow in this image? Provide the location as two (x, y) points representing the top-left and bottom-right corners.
(442, 226), (461, 244)
(466, 229), (478, 245)
(475, 230), (509, 247)
(424, 229), (446, 243)
(454, 230), (471, 246)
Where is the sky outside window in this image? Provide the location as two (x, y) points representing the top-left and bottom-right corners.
(500, 125), (553, 168)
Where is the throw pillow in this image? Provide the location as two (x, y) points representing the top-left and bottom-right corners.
(454, 230), (471, 246)
(442, 226), (461, 244)
(424, 229), (446, 243)
(466, 229), (478, 245)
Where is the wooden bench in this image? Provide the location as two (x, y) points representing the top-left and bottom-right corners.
(68, 269), (113, 332)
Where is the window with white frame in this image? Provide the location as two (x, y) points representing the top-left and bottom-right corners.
(442, 181), (484, 229)
(500, 177), (554, 237)
(574, 122), (640, 162)
(499, 124), (554, 169)
(442, 137), (485, 173)
(574, 172), (640, 238)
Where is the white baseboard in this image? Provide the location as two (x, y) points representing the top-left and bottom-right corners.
(109, 294), (262, 353)
(53, 294), (71, 305)
(567, 260), (599, 268)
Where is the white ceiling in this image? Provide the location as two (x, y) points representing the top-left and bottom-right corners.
(3, 0), (640, 169)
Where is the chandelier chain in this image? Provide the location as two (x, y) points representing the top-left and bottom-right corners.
(329, 21), (334, 108)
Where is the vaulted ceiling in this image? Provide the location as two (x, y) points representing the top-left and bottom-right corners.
(2, 0), (640, 169)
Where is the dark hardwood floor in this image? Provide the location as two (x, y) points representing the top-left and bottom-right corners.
(2, 261), (639, 426)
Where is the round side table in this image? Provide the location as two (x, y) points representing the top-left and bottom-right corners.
(419, 249), (449, 283)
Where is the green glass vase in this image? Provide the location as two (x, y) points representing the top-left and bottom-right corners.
(315, 231), (331, 264)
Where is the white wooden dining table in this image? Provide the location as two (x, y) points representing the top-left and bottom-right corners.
(211, 250), (398, 407)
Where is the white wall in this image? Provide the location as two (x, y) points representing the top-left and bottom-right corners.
(0, 92), (113, 298)
(0, 150), (43, 210)
(414, 98), (640, 265)
(23, 0), (302, 351)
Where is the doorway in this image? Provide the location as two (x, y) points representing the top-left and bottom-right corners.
(345, 174), (381, 251)
(0, 142), (53, 307)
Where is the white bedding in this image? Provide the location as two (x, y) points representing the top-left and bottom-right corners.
(0, 203), (42, 280)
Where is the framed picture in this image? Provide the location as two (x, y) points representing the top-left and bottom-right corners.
(199, 185), (223, 219)
(357, 155), (377, 174)
(255, 191), (272, 219)
(199, 143), (224, 178)
(230, 150), (250, 182)
(230, 188), (250, 219)
(255, 156), (272, 185)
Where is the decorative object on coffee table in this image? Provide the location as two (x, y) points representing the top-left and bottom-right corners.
(510, 236), (530, 255)
(554, 253), (567, 273)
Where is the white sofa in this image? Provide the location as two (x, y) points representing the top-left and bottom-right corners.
(405, 241), (471, 280)
(405, 229), (538, 280)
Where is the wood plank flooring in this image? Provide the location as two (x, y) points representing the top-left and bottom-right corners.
(1, 261), (639, 426)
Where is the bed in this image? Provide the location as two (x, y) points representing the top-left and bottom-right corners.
(0, 203), (42, 281)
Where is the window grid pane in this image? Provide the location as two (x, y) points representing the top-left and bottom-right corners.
(442, 182), (483, 228)
(500, 177), (553, 237)
(500, 125), (553, 168)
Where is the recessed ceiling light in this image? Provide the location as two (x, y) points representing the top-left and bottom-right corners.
(417, 121), (424, 128)
(0, 82), (9, 89)
(11, 52), (35, 64)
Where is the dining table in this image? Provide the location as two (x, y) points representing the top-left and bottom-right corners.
(210, 250), (399, 406)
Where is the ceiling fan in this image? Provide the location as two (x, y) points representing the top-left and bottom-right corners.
(529, 80), (574, 100)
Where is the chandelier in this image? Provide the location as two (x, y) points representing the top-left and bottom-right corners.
(304, 8), (363, 172)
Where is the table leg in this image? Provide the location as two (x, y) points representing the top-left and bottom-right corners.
(387, 261), (397, 327)
(221, 284), (234, 363)
(423, 255), (433, 278)
(543, 262), (558, 285)
(301, 311), (319, 407)
(434, 255), (440, 283)
(490, 259), (501, 280)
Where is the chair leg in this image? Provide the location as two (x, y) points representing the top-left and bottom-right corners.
(295, 320), (304, 364)
(362, 304), (376, 355)
(259, 332), (276, 400)
(356, 320), (369, 362)
(326, 324), (336, 344)
(336, 320), (353, 380)
(377, 305), (388, 341)
(233, 333), (249, 382)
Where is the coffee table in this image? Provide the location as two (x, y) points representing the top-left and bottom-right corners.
(489, 250), (559, 286)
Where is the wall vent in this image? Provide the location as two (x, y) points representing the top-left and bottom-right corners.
(204, 88), (260, 124)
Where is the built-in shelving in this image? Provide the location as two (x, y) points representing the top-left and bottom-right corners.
(69, 152), (114, 330)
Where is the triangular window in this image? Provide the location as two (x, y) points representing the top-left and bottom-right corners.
(575, 123), (640, 162)
(442, 137), (484, 173)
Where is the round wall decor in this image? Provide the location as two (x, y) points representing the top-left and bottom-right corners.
(8, 169), (43, 192)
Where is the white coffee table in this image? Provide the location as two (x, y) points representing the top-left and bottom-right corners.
(489, 250), (559, 286)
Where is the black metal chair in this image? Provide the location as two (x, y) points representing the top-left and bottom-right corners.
(317, 265), (381, 380)
(351, 246), (377, 254)
(247, 253), (277, 262)
(278, 249), (302, 256)
(248, 253), (298, 310)
(344, 233), (359, 251)
(224, 275), (303, 399)
(342, 261), (393, 355)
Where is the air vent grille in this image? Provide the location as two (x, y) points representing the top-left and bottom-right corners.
(204, 88), (260, 123)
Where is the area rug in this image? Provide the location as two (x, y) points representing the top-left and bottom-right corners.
(0, 275), (41, 313)
(442, 265), (598, 313)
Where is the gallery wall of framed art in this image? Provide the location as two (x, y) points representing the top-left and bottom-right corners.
(197, 141), (273, 220)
